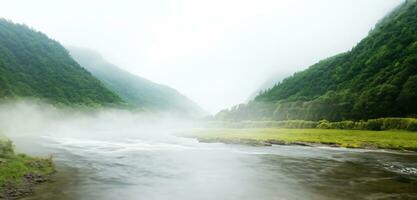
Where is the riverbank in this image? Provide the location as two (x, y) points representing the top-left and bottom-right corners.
(0, 139), (55, 199)
(186, 128), (417, 151)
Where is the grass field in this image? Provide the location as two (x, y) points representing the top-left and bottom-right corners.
(187, 128), (417, 151)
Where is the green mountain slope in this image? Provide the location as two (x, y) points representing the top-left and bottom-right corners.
(0, 19), (123, 107)
(67, 46), (206, 116)
(246, 72), (290, 102)
(217, 0), (417, 121)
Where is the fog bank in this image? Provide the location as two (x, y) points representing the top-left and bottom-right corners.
(0, 101), (202, 153)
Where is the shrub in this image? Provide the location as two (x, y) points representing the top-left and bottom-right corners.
(366, 119), (383, 130)
(210, 118), (417, 131)
(0, 139), (14, 157)
(315, 118), (417, 131)
(407, 120), (417, 131)
(326, 120), (355, 129)
(317, 120), (331, 129)
(208, 120), (318, 129)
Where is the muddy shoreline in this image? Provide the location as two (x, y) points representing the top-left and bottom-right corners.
(17, 166), (79, 200)
(0, 173), (52, 200)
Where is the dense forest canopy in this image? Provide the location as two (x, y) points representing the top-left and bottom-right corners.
(217, 0), (417, 121)
(0, 19), (124, 107)
(68, 46), (206, 116)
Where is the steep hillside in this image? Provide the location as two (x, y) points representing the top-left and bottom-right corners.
(246, 72), (290, 102)
(217, 0), (417, 121)
(0, 19), (123, 107)
(68, 46), (205, 116)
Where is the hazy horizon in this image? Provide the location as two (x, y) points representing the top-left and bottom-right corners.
(0, 0), (402, 113)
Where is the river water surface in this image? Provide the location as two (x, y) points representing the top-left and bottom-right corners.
(14, 132), (417, 200)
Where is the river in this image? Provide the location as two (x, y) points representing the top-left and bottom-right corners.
(14, 132), (417, 200)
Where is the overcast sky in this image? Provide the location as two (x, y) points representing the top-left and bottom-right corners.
(0, 0), (402, 113)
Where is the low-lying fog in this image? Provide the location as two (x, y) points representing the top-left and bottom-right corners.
(1, 101), (416, 200)
(0, 101), (200, 144)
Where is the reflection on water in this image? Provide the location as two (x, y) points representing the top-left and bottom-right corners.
(19, 135), (417, 200)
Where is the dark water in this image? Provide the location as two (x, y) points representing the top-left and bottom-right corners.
(15, 134), (417, 200)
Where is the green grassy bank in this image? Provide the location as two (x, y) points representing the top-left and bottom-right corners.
(188, 128), (417, 151)
(208, 118), (417, 131)
(0, 139), (55, 199)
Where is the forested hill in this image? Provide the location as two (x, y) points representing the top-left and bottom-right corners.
(217, 0), (417, 121)
(0, 19), (123, 107)
(67, 46), (206, 117)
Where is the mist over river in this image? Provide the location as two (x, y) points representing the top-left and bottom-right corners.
(1, 103), (416, 200)
(11, 133), (417, 200)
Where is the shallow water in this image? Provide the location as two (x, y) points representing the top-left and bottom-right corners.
(15, 133), (417, 200)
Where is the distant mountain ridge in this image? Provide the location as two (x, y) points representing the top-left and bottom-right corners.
(0, 19), (123, 107)
(67, 46), (206, 116)
(217, 0), (417, 121)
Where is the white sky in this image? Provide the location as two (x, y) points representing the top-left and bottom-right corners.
(0, 0), (402, 113)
